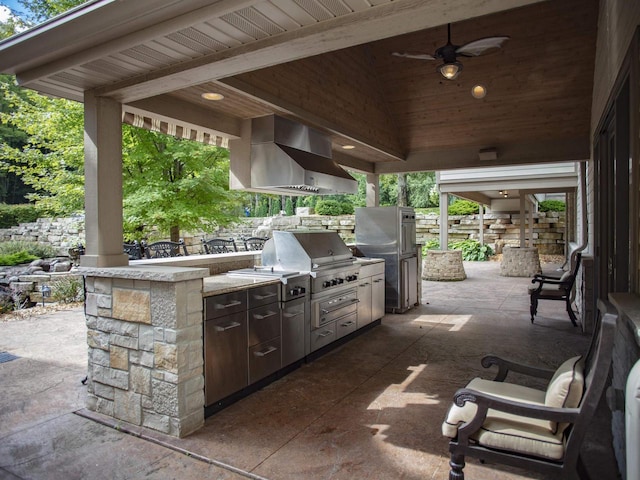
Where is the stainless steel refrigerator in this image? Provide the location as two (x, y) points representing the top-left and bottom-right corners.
(355, 206), (418, 313)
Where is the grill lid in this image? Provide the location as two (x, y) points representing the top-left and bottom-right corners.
(262, 231), (354, 272)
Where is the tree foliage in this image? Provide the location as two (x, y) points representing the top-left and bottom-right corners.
(122, 127), (241, 240)
(0, 78), (85, 214)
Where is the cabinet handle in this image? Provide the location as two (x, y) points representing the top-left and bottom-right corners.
(253, 292), (278, 300)
(340, 320), (355, 327)
(359, 282), (370, 287)
(214, 321), (241, 332)
(254, 346), (278, 357)
(283, 311), (303, 318)
(253, 310), (278, 320)
(216, 300), (242, 309)
(373, 279), (383, 283)
(318, 330), (333, 338)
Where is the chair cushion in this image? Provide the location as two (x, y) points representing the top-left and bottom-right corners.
(528, 271), (572, 294)
(545, 355), (584, 433)
(442, 377), (566, 460)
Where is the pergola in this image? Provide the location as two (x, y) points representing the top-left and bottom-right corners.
(0, 0), (597, 267)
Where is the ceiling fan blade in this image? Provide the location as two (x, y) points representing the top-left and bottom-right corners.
(456, 36), (510, 57)
(392, 51), (436, 61)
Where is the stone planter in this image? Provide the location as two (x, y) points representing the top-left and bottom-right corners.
(422, 249), (466, 281)
(500, 246), (541, 277)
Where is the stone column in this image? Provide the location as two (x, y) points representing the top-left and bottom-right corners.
(83, 266), (208, 437)
(82, 91), (128, 268)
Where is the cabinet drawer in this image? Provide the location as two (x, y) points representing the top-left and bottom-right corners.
(360, 262), (385, 278)
(204, 312), (248, 406)
(248, 284), (280, 309)
(336, 311), (358, 339)
(249, 337), (281, 384)
(205, 291), (246, 320)
(248, 304), (281, 347)
(310, 323), (336, 352)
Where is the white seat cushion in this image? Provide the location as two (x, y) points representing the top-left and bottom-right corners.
(442, 377), (566, 460)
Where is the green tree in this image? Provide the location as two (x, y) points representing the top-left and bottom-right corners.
(408, 171), (437, 208)
(0, 80), (85, 214)
(122, 126), (241, 241)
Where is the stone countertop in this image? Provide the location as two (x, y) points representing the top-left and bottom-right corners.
(203, 274), (280, 297)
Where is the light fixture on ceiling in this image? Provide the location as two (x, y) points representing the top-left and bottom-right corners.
(201, 92), (225, 101)
(438, 61), (462, 80)
(342, 145), (356, 150)
(501, 190), (508, 198)
(471, 84), (487, 99)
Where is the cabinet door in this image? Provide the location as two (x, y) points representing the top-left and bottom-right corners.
(204, 312), (248, 406)
(371, 273), (385, 321)
(357, 277), (372, 328)
(282, 299), (306, 366)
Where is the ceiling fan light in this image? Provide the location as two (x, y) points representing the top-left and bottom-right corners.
(438, 61), (462, 80)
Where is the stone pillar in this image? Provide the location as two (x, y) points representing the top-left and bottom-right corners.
(422, 250), (466, 281)
(365, 173), (379, 207)
(82, 91), (128, 268)
(500, 246), (542, 277)
(83, 266), (208, 437)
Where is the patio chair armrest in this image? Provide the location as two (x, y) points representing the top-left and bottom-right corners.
(453, 387), (580, 441)
(481, 355), (556, 381)
(532, 273), (562, 281)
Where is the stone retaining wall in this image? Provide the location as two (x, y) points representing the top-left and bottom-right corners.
(0, 211), (566, 255)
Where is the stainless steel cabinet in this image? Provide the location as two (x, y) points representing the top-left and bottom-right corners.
(247, 284), (281, 384)
(371, 273), (385, 322)
(204, 305), (248, 406)
(281, 297), (307, 367)
(357, 261), (385, 328)
(336, 312), (357, 338)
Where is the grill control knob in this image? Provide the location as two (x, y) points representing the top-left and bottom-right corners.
(331, 279), (338, 286)
(336, 278), (344, 284)
(323, 281), (332, 288)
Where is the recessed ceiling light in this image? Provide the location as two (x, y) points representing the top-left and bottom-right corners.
(201, 92), (225, 101)
(471, 84), (487, 99)
(342, 145), (355, 150)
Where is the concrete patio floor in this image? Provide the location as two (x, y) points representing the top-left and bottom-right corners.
(0, 261), (618, 479)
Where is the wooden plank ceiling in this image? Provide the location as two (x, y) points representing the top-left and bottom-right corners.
(2, 0), (598, 174)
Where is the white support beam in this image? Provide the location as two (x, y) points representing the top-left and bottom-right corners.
(519, 195), (526, 247)
(125, 95), (242, 139)
(366, 174), (380, 207)
(440, 191), (449, 250)
(81, 91), (128, 267)
(479, 204), (484, 246)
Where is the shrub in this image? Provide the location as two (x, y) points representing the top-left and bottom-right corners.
(0, 250), (38, 266)
(450, 239), (494, 261)
(0, 241), (58, 259)
(422, 238), (494, 261)
(448, 199), (479, 215)
(539, 199), (566, 212)
(51, 276), (85, 303)
(0, 203), (43, 228)
(315, 200), (343, 215)
(340, 201), (355, 215)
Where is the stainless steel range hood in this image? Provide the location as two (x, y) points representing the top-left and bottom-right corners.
(249, 115), (357, 195)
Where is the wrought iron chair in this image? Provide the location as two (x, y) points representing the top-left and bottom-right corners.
(202, 238), (237, 254)
(529, 251), (582, 326)
(442, 299), (617, 480)
(123, 241), (143, 260)
(242, 236), (269, 251)
(142, 239), (188, 258)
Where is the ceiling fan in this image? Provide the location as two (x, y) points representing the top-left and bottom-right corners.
(392, 24), (509, 80)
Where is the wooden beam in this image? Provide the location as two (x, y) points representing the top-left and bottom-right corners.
(126, 95), (242, 139)
(89, 0), (542, 103)
(374, 138), (590, 174)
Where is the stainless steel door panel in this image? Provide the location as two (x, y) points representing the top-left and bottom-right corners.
(310, 323), (336, 352)
(282, 298), (306, 366)
(249, 337), (281, 384)
(206, 291), (247, 320)
(312, 289), (358, 328)
(248, 304), (281, 347)
(248, 284), (279, 309)
(204, 312), (248, 406)
(336, 311), (357, 339)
